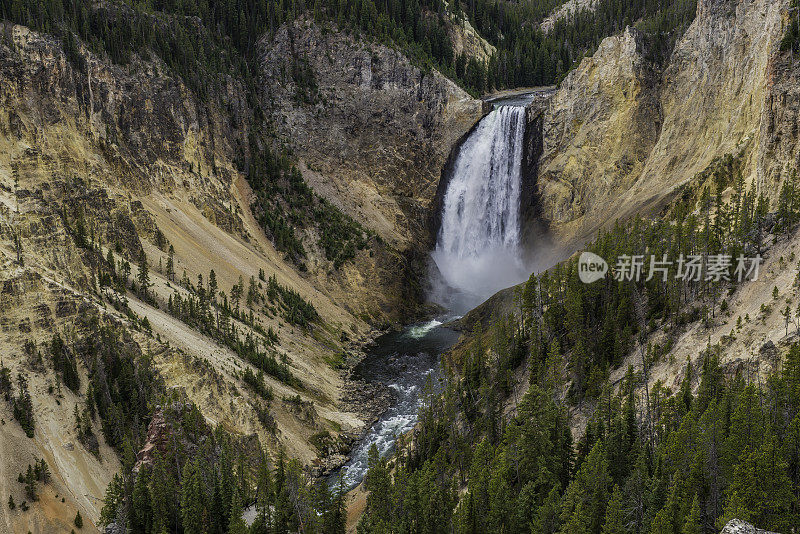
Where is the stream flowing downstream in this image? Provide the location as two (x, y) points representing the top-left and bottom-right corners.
(334, 317), (460, 489)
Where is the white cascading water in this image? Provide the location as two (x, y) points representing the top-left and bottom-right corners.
(431, 105), (529, 312)
(335, 104), (534, 489)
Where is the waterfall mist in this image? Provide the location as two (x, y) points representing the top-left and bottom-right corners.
(431, 105), (531, 313)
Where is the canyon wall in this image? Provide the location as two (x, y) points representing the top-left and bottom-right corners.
(0, 16), (484, 530)
(537, 0), (788, 249)
(258, 19), (485, 249)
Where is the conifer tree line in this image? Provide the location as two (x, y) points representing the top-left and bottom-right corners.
(101, 402), (348, 534)
(8, 458), (51, 513)
(356, 163), (800, 532)
(0, 364), (35, 438)
(246, 131), (372, 268)
(782, 0), (800, 54)
(522, 154), (787, 402)
(7, 315), (162, 456)
(358, 346), (800, 533)
(165, 267), (302, 389)
(1, 309), (344, 533)
(57, 179), (314, 424)
(0, 0), (698, 97)
(1, 335), (82, 439)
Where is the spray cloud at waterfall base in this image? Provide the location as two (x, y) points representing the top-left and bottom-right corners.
(431, 104), (532, 313)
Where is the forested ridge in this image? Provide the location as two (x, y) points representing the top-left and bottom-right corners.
(0, 0), (696, 96)
(353, 156), (800, 533)
(99, 401), (350, 534)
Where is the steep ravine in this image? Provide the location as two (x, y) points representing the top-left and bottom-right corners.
(0, 16), (486, 531)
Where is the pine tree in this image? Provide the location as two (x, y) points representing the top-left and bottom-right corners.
(559, 441), (610, 534)
(130, 469), (152, 534)
(533, 486), (562, 534)
(361, 444), (392, 529)
(228, 487), (248, 534)
(601, 486), (625, 534)
(274, 451), (292, 534)
(219, 441), (235, 524)
(561, 501), (591, 534)
(323, 477), (346, 534)
(137, 252), (151, 299)
(678, 358), (693, 417)
(74, 510), (83, 528)
(100, 473), (124, 526)
(208, 269), (217, 303)
(255, 448), (273, 518)
(681, 494), (701, 534)
(247, 275), (257, 307)
(106, 249), (115, 276)
(149, 451), (176, 533)
(122, 260), (131, 288)
(13, 374), (34, 437)
(181, 460), (204, 534)
(167, 245), (175, 281)
(37, 459), (50, 483)
(720, 436), (794, 532)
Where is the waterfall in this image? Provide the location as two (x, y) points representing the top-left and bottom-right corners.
(431, 105), (529, 312)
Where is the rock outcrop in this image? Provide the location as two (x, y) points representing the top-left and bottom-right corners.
(720, 519), (780, 534)
(540, 0), (600, 33)
(538, 26), (661, 246)
(444, 14), (496, 63)
(258, 19), (485, 249)
(535, 0), (788, 249)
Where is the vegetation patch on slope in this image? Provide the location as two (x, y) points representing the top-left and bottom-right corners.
(246, 135), (372, 269)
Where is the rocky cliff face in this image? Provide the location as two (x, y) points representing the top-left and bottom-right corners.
(256, 19), (485, 321)
(759, 10), (800, 191)
(258, 19), (485, 250)
(0, 22), (275, 530)
(0, 22), (247, 216)
(537, 26), (663, 246)
(536, 0), (788, 249)
(444, 14), (496, 63)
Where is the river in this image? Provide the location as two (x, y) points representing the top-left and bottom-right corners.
(332, 316), (460, 489)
